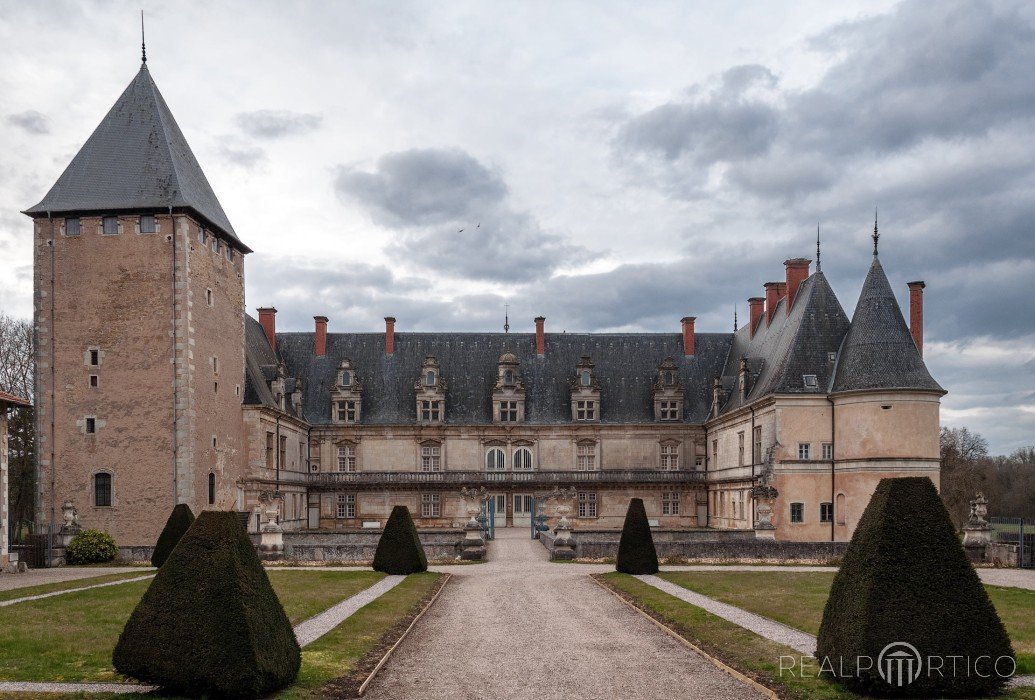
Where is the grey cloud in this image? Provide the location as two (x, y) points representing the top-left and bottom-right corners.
(217, 142), (267, 169)
(235, 110), (322, 139)
(335, 148), (507, 228)
(5, 110), (49, 134)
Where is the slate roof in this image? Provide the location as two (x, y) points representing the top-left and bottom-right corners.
(719, 272), (851, 412)
(243, 315), (279, 409)
(24, 64), (249, 252)
(831, 258), (944, 394)
(269, 330), (732, 426)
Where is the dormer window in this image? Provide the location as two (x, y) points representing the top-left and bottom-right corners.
(425, 370), (436, 386)
(416, 356), (447, 424)
(580, 370), (591, 386)
(575, 400), (596, 421)
(803, 374), (819, 389)
(330, 359), (362, 424)
(340, 371), (352, 386)
(420, 400), (442, 421)
(653, 357), (684, 423)
(504, 369), (514, 385)
(493, 351), (525, 424)
(570, 355), (601, 423)
(664, 370), (675, 386)
(336, 400), (358, 423)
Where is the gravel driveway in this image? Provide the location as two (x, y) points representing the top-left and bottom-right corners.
(364, 529), (761, 700)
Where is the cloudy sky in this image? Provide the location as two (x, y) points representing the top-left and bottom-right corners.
(1, 0), (1032, 453)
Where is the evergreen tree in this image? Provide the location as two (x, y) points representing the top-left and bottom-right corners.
(616, 498), (659, 574)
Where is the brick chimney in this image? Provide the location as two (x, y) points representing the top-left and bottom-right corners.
(314, 316), (328, 357)
(534, 316), (546, 356)
(384, 316), (396, 355)
(681, 317), (696, 357)
(747, 297), (765, 339)
(764, 283), (781, 325)
(784, 258), (811, 314)
(908, 281), (925, 356)
(257, 307), (277, 351)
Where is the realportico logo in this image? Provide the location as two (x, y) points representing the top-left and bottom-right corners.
(878, 642), (923, 687)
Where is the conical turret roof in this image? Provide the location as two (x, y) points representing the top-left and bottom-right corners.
(24, 64), (248, 251)
(831, 257), (942, 393)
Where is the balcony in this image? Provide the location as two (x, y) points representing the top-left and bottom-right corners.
(307, 469), (707, 491)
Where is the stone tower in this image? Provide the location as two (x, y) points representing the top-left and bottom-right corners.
(24, 60), (251, 549)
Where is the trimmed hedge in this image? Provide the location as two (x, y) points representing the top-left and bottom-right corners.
(65, 529), (117, 564)
(373, 506), (428, 575)
(616, 498), (659, 574)
(113, 511), (300, 697)
(816, 477), (1014, 697)
(150, 503), (195, 568)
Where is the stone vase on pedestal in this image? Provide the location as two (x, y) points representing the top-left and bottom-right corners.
(752, 486), (777, 540)
(460, 508), (486, 561)
(961, 493), (992, 563)
(551, 506), (577, 561)
(259, 503), (285, 560)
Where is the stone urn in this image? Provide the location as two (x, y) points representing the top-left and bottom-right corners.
(551, 505), (577, 560)
(961, 492), (992, 562)
(259, 502), (285, 559)
(460, 506), (486, 560)
(752, 485), (777, 540)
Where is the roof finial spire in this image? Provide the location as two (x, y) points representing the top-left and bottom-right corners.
(816, 223), (822, 272)
(504, 304), (510, 334)
(872, 206), (879, 257)
(733, 304), (738, 332)
(140, 10), (147, 64)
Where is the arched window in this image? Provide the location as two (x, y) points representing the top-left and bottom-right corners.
(836, 493), (846, 526)
(425, 370), (436, 386)
(486, 447), (506, 471)
(94, 472), (112, 507)
(513, 447), (533, 471)
(580, 370), (591, 386)
(665, 370), (674, 386)
(340, 371), (351, 386)
(504, 369), (514, 385)
(208, 473), (216, 505)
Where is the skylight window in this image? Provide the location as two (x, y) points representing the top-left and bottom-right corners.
(803, 374), (819, 389)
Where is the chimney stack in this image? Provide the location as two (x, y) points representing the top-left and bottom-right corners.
(784, 258), (812, 314)
(764, 283), (782, 325)
(534, 316), (546, 356)
(257, 307), (277, 351)
(747, 297), (765, 339)
(681, 316), (696, 357)
(314, 316), (328, 357)
(384, 317), (396, 355)
(907, 281), (925, 356)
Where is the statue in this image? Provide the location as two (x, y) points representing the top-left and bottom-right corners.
(60, 500), (81, 535)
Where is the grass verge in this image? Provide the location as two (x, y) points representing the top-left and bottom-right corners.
(0, 572), (152, 604)
(658, 571), (1035, 675)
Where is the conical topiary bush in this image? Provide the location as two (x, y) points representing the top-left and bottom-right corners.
(113, 511), (300, 697)
(373, 505), (428, 574)
(616, 498), (659, 574)
(816, 477), (1014, 697)
(150, 503), (195, 568)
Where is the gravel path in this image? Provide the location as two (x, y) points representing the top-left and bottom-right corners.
(0, 575), (155, 608)
(362, 529), (761, 700)
(0, 681), (156, 694)
(637, 574), (817, 656)
(294, 574), (405, 646)
(0, 567), (147, 592)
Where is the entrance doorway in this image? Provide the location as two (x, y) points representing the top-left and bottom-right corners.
(513, 493), (533, 527)
(490, 494), (507, 528)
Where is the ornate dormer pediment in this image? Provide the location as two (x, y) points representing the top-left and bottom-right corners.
(653, 357), (684, 422)
(330, 359), (363, 424)
(570, 354), (601, 422)
(493, 351), (525, 423)
(416, 355), (446, 424)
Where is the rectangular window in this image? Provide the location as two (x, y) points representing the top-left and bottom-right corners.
(89, 349), (100, 366)
(737, 432), (745, 466)
(65, 217), (81, 236)
(212, 356), (219, 375)
(421, 400), (442, 422)
(94, 473), (112, 507)
(790, 502), (804, 523)
(658, 401), (680, 421)
(337, 445), (356, 472)
(499, 400), (518, 422)
(89, 374), (98, 388)
(822, 442), (833, 460)
(753, 426), (762, 464)
(662, 491), (680, 515)
(421, 493), (441, 518)
(102, 216), (118, 235)
(336, 494), (356, 519)
(226, 246), (234, 261)
(712, 439), (718, 463)
(660, 443), (679, 471)
(576, 443), (596, 471)
(577, 492), (598, 518)
(575, 400), (596, 421)
(798, 443), (811, 460)
(279, 435), (287, 467)
(212, 237), (220, 253)
(820, 502), (833, 523)
(420, 444), (441, 472)
(336, 400), (358, 422)
(85, 417), (96, 434)
(139, 215), (156, 233)
(265, 432), (275, 469)
(198, 228), (206, 245)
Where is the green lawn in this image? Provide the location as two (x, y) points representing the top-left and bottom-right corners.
(0, 571), (154, 604)
(659, 571), (1035, 674)
(0, 570), (385, 683)
(601, 573), (1035, 700)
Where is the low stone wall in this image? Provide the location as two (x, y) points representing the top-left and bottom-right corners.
(986, 542), (1032, 568)
(540, 528), (847, 563)
(256, 529), (465, 562)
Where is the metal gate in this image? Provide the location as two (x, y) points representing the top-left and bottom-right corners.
(990, 517), (1033, 568)
(10, 531), (52, 568)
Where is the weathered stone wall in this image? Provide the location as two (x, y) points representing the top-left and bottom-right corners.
(258, 529), (465, 562)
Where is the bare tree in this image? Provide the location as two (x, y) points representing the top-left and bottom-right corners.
(0, 312), (35, 542)
(939, 426), (993, 529)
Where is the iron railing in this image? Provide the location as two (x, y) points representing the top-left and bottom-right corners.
(990, 516), (1033, 569)
(308, 469), (706, 490)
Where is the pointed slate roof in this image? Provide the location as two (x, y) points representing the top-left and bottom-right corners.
(720, 271), (851, 412)
(831, 258), (943, 393)
(24, 64), (249, 252)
